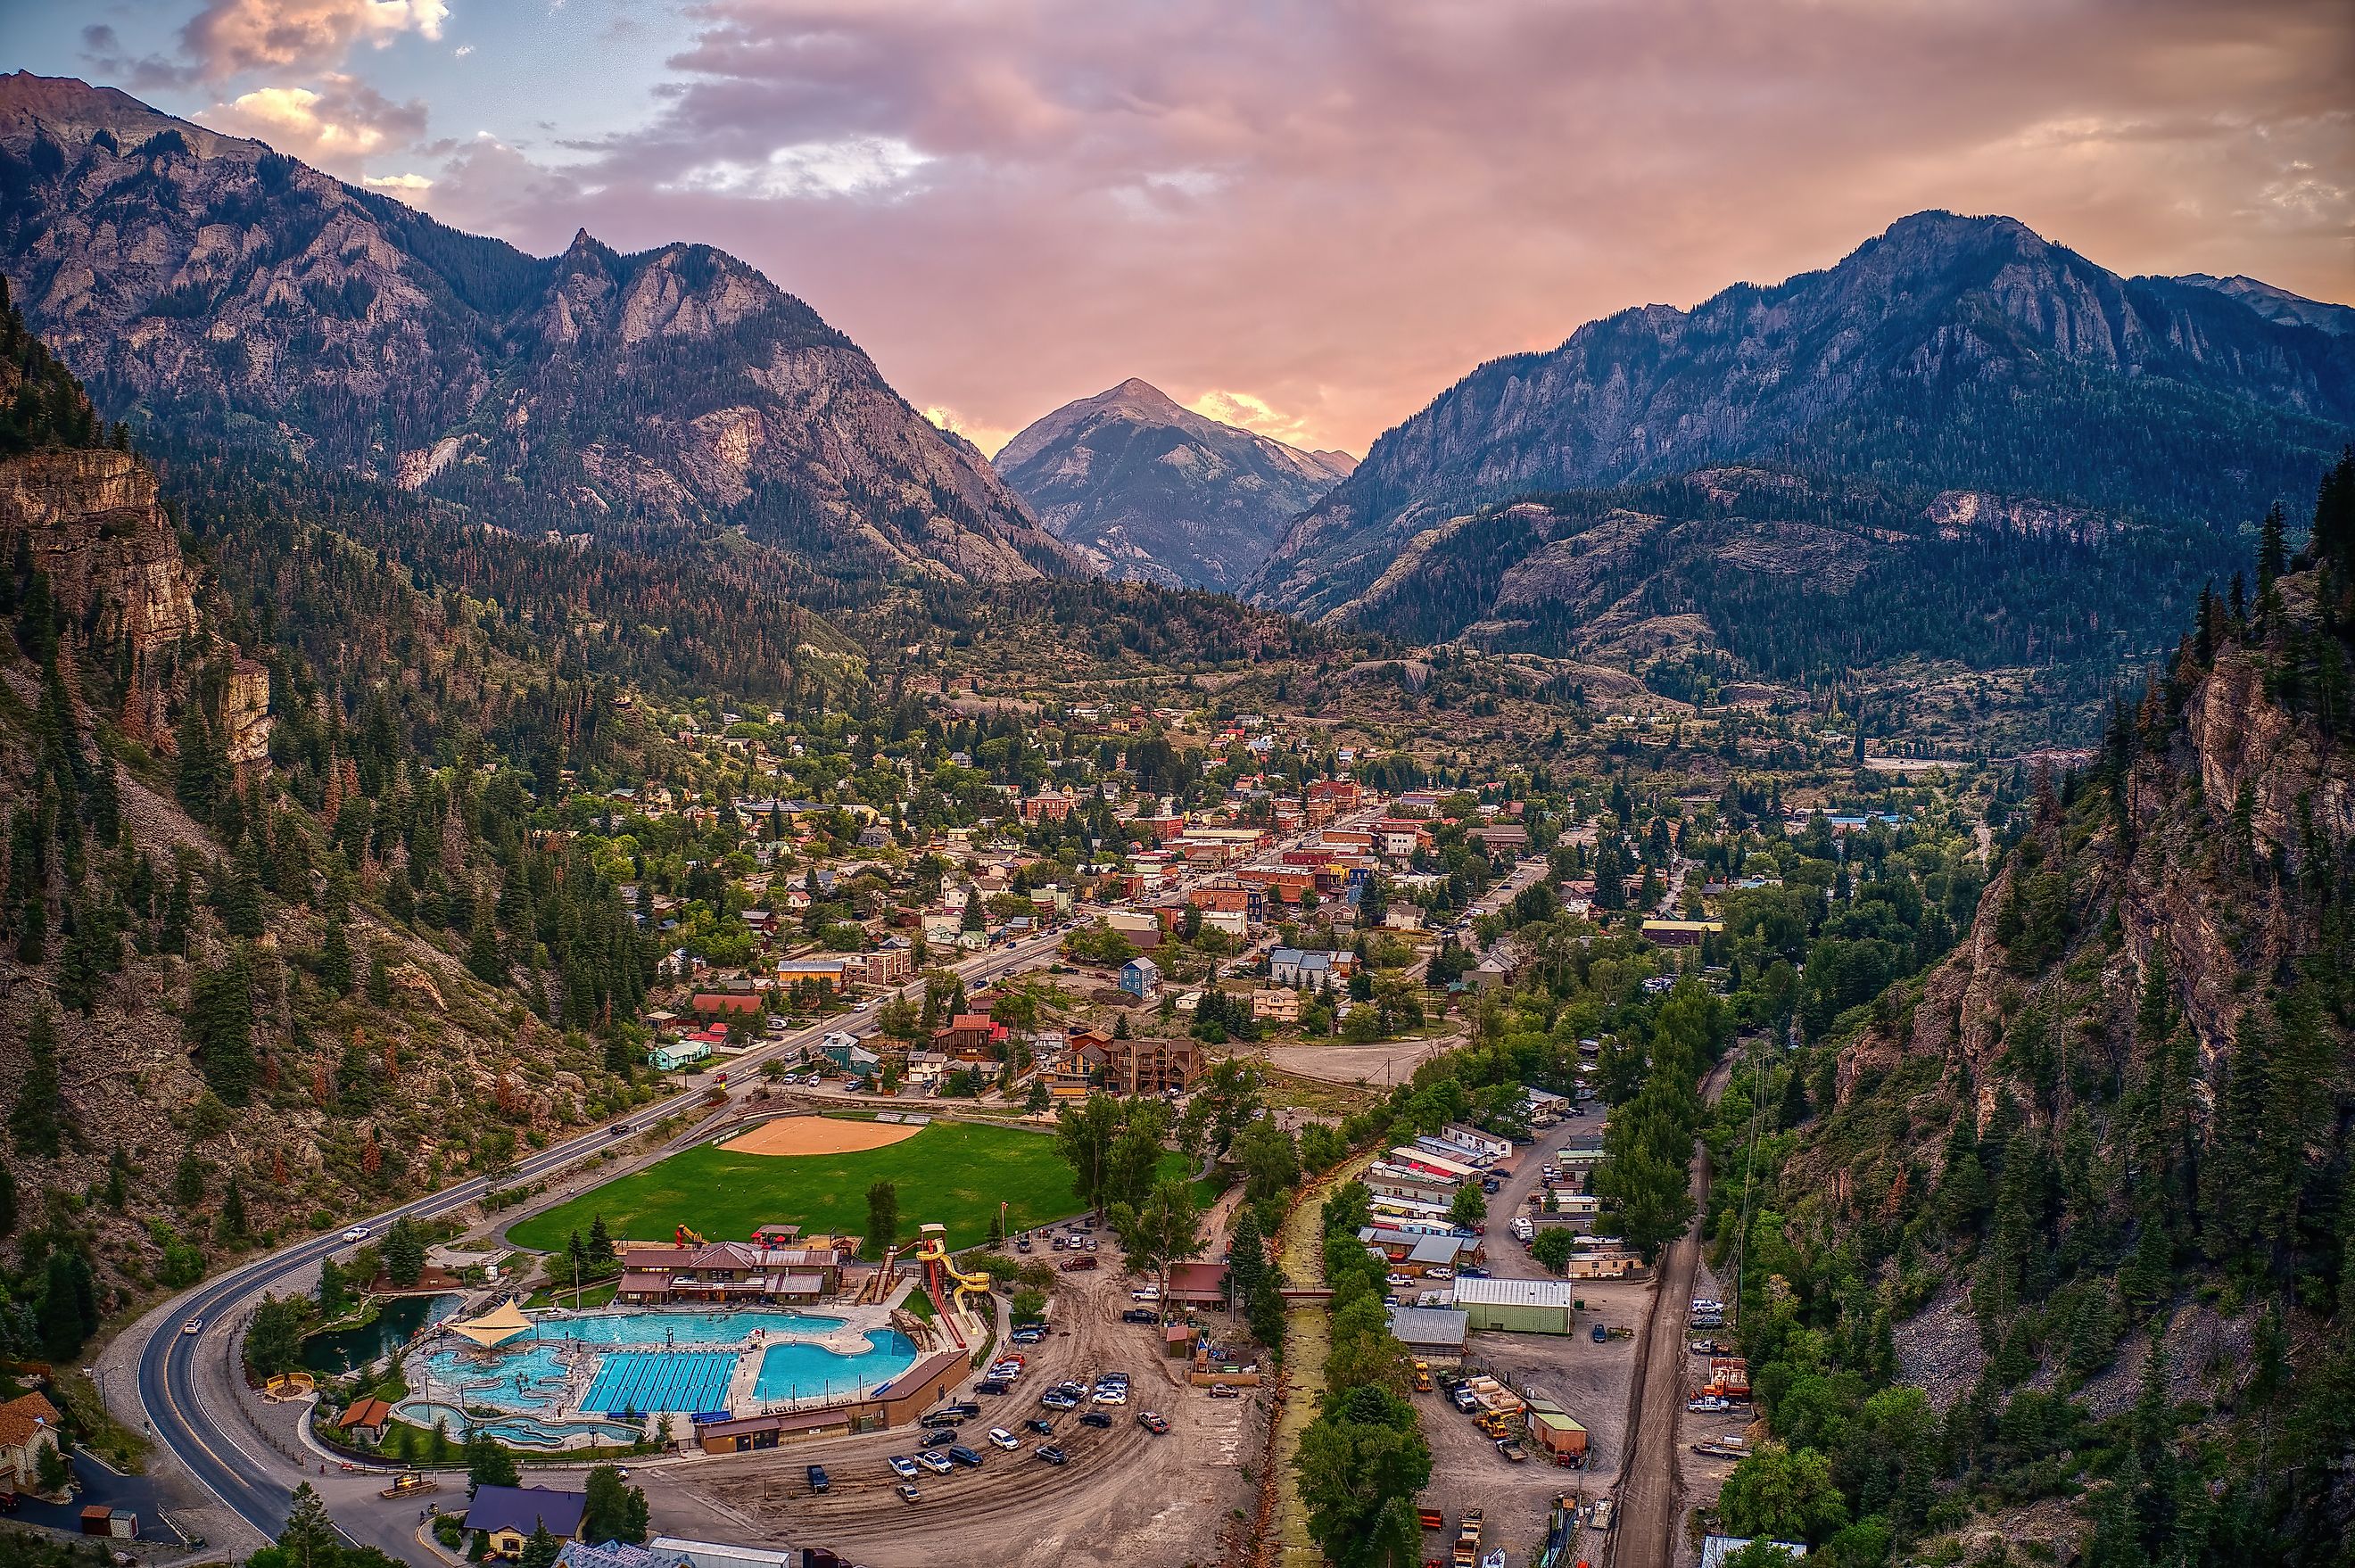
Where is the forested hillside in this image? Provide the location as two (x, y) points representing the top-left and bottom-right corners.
(0, 293), (673, 1363)
(1698, 454), (2355, 1564)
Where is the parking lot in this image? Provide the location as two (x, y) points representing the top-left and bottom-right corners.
(652, 1227), (1266, 1567)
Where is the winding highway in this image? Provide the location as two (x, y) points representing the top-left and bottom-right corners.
(131, 924), (1078, 1548)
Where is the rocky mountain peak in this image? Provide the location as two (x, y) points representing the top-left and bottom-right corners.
(996, 376), (1357, 590)
(1246, 210), (2355, 622)
(0, 76), (1078, 586)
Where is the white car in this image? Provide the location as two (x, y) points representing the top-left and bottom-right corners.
(987, 1426), (1020, 1450)
(342, 1226), (370, 1243)
(181, 1318), (202, 1335)
(1092, 1384), (1128, 1406)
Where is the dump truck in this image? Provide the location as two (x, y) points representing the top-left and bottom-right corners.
(1417, 1506), (1445, 1532)
(1703, 1357), (1751, 1400)
(1452, 1506), (1483, 1566)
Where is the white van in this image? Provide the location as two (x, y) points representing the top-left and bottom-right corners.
(1509, 1215), (1534, 1242)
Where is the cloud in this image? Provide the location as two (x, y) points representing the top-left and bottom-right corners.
(362, 171), (435, 200)
(197, 74), (430, 174)
(400, 0), (2355, 455)
(922, 405), (1016, 458)
(1187, 390), (1317, 449)
(182, 0), (450, 82)
(666, 137), (933, 201)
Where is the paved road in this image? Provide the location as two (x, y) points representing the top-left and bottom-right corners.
(129, 924), (1078, 1556)
(1607, 1052), (1735, 1568)
(121, 817), (1367, 1559)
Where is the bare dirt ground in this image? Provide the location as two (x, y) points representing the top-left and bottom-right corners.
(654, 1236), (1263, 1568)
(1249, 1036), (1460, 1087)
(719, 1116), (922, 1156)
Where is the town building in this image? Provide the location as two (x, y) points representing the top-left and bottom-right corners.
(0, 1391), (62, 1492)
(1078, 1034), (1203, 1095)
(464, 1485), (589, 1558)
(1120, 956), (1161, 999)
(1451, 1275), (1578, 1334)
(1384, 1306), (1469, 1366)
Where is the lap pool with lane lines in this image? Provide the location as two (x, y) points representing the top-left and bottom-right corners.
(581, 1349), (739, 1415)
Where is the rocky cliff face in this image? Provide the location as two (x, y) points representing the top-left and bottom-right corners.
(0, 72), (1075, 584)
(1247, 210), (2355, 622)
(0, 446), (197, 651)
(995, 378), (1353, 590)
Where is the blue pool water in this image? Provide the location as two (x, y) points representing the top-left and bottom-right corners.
(582, 1350), (737, 1415)
(751, 1329), (919, 1403)
(392, 1400), (641, 1448)
(536, 1310), (844, 1345)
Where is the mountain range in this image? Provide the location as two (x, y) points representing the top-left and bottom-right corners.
(1245, 210), (2355, 634)
(993, 377), (1354, 590)
(0, 71), (1073, 585)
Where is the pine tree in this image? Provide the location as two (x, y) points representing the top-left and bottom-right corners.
(188, 952), (259, 1104)
(218, 1177), (248, 1243)
(10, 1005), (64, 1156)
(466, 892), (505, 985)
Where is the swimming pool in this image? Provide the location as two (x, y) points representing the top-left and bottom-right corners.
(751, 1329), (919, 1403)
(534, 1309), (846, 1346)
(582, 1350), (737, 1416)
(392, 1400), (641, 1448)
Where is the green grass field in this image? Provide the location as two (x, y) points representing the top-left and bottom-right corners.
(509, 1118), (1089, 1254)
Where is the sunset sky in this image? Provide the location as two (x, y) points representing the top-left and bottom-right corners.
(6, 0), (2349, 457)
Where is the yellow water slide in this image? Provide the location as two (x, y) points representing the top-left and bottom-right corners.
(913, 1223), (994, 1314)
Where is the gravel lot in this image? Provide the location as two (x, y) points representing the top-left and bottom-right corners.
(653, 1234), (1264, 1568)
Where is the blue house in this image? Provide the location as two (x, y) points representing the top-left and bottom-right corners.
(1120, 956), (1161, 999)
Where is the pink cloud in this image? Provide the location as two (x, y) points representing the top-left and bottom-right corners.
(182, 0), (450, 82)
(402, 0), (2351, 454)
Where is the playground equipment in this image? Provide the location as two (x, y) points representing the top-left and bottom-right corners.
(672, 1225), (706, 1248)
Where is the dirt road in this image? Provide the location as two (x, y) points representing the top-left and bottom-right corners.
(1607, 1053), (1735, 1568)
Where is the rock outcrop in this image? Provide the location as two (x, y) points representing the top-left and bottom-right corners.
(0, 447), (197, 649)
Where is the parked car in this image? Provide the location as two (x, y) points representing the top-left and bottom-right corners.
(1053, 1235), (1068, 1250)
(1120, 1308), (1158, 1324)
(1078, 1411), (1111, 1429)
(1136, 1412), (1169, 1435)
(1024, 1418), (1055, 1435)
(1452, 1387), (1481, 1413)
(1040, 1390), (1080, 1410)
(987, 1427), (1020, 1450)
(946, 1446), (984, 1468)
(1062, 1255), (1098, 1273)
(915, 1450), (954, 1475)
(1208, 1383), (1242, 1399)
(1385, 1273), (1413, 1288)
(1496, 1439), (1529, 1463)
(946, 1400), (982, 1418)
(1034, 1445), (1070, 1466)
(806, 1465), (830, 1494)
(887, 1456), (918, 1479)
(975, 1379), (1010, 1396)
(1092, 1385), (1128, 1406)
(927, 1408), (969, 1424)
(919, 1428), (957, 1448)
(1425, 1267), (1453, 1281)
(895, 1483), (921, 1505)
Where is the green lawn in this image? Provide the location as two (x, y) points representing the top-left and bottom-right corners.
(509, 1119), (1086, 1254)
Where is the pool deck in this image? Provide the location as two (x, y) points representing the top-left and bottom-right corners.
(410, 1301), (918, 1446)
